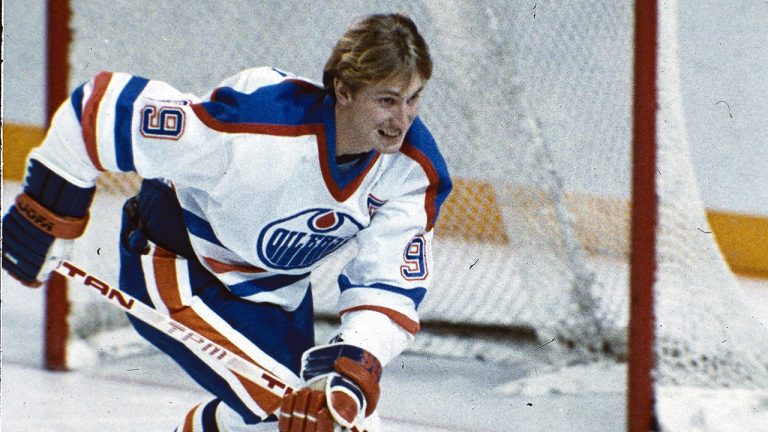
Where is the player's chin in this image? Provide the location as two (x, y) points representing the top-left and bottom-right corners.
(377, 144), (402, 154)
(375, 137), (405, 154)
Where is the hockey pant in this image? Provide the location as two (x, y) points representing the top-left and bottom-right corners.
(119, 180), (315, 430)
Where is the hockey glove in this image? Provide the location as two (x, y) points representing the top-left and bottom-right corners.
(278, 343), (383, 432)
(2, 160), (95, 287)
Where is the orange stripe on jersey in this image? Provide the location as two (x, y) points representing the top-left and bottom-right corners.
(81, 71), (112, 172)
(151, 246), (185, 311)
(232, 370), (283, 415)
(399, 143), (440, 231)
(204, 257), (267, 274)
(190, 103), (324, 137)
(149, 247), (269, 372)
(340, 305), (420, 335)
(181, 403), (200, 432)
(151, 247), (288, 414)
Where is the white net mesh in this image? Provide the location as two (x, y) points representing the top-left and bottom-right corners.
(61, 0), (768, 389)
(654, 3), (768, 387)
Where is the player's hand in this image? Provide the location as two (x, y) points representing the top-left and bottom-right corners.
(2, 199), (76, 287)
(278, 343), (382, 432)
(2, 160), (95, 288)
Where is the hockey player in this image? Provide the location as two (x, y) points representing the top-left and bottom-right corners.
(2, 13), (451, 431)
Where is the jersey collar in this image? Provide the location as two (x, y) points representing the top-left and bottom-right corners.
(319, 95), (380, 202)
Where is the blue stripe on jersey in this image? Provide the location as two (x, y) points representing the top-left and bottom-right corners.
(337, 274), (427, 309)
(201, 399), (221, 432)
(199, 79), (382, 198)
(404, 118), (453, 226)
(204, 80), (328, 126)
(182, 209), (226, 248)
(200, 80), (377, 198)
(70, 84), (86, 123)
(227, 272), (310, 297)
(115, 76), (150, 172)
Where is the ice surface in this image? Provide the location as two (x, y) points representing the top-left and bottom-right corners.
(6, 268), (767, 431)
(2, 269), (627, 431)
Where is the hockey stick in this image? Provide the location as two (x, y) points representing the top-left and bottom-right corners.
(54, 260), (370, 431)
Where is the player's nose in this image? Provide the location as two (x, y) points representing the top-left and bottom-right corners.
(393, 102), (414, 129)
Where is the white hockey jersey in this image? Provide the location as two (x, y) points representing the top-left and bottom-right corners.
(33, 67), (452, 362)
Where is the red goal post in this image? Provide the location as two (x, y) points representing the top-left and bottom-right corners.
(629, 1), (658, 430)
(43, 0), (73, 372)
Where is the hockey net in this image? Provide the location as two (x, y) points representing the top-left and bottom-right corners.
(44, 0), (767, 423)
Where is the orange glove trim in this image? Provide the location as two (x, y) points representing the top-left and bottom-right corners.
(15, 193), (90, 239)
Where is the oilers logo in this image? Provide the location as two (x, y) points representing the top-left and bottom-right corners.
(366, 194), (386, 216)
(257, 209), (363, 270)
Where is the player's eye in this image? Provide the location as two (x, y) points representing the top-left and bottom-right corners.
(379, 97), (397, 106)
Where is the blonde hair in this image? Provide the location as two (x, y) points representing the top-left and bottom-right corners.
(323, 13), (432, 97)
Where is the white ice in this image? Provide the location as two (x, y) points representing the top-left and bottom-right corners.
(5, 272), (768, 431)
(2, 268), (628, 432)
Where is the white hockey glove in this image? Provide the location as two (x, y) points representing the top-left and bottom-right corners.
(1, 160), (94, 287)
(278, 343), (382, 432)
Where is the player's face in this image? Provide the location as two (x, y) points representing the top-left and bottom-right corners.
(336, 76), (424, 155)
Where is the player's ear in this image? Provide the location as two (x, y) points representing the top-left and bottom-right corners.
(334, 78), (354, 105)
